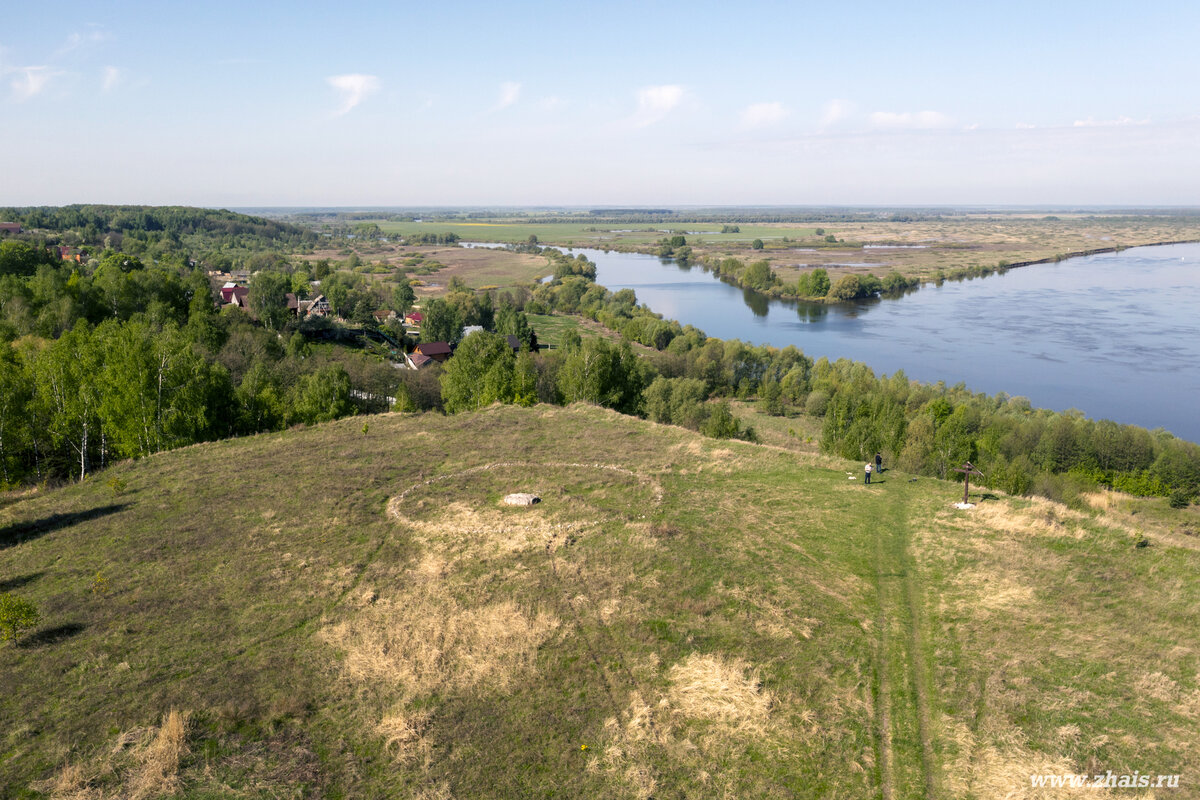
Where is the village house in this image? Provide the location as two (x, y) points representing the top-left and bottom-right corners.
(304, 295), (332, 317)
(228, 287), (250, 308)
(57, 246), (84, 263)
(405, 351), (434, 370)
(413, 341), (453, 363)
(0, 222), (22, 235)
(404, 310), (424, 327)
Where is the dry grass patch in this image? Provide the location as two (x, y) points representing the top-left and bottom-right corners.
(324, 587), (560, 701)
(32, 710), (190, 800)
(952, 568), (1037, 617)
(667, 653), (773, 735)
(589, 693), (675, 800)
(1133, 671), (1181, 703)
(378, 707), (435, 764)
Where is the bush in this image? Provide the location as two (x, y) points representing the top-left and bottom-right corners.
(1169, 489), (1192, 509)
(701, 401), (739, 439)
(0, 593), (39, 643)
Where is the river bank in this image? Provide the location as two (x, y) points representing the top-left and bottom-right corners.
(569, 241), (1200, 442)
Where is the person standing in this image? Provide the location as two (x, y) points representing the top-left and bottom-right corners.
(865, 462), (872, 484)
(875, 452), (883, 474)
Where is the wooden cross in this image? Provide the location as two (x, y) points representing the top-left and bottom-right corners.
(953, 461), (984, 504)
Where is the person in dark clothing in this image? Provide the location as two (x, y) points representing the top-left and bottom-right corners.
(875, 452), (883, 474)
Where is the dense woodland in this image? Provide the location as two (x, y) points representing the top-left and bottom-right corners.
(1, 208), (1197, 510)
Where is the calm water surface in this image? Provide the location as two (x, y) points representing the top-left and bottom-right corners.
(560, 243), (1200, 442)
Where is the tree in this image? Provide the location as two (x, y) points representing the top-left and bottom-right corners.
(391, 280), (416, 315)
(440, 331), (517, 413)
(751, 238), (764, 250)
(288, 365), (354, 425)
(95, 321), (233, 458)
(558, 338), (648, 415)
(236, 361), (286, 433)
(0, 593), (39, 643)
(0, 352), (31, 485)
(249, 270), (291, 331)
(826, 274), (864, 301)
(421, 298), (462, 344)
(0, 241), (49, 277)
(809, 268), (830, 297)
(30, 323), (101, 480)
(701, 400), (741, 439)
(743, 260), (775, 291)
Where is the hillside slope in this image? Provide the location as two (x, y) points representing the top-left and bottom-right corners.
(1, 405), (1197, 798)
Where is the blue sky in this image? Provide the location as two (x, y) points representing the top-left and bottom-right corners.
(2, 0), (1199, 207)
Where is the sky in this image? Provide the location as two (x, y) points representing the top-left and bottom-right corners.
(2, 0), (1200, 207)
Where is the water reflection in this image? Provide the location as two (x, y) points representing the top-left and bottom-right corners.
(742, 287), (769, 317)
(796, 302), (828, 323)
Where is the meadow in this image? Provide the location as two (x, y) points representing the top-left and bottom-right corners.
(2, 404), (1197, 798)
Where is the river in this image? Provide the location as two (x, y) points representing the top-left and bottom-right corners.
(553, 243), (1200, 443)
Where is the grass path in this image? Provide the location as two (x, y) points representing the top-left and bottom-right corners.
(868, 474), (940, 799)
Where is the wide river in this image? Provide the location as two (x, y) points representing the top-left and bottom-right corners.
(555, 242), (1200, 443)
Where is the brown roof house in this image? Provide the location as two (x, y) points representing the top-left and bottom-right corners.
(413, 341), (453, 363)
(405, 352), (434, 370)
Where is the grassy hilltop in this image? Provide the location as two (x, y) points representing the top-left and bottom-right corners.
(1, 405), (1198, 798)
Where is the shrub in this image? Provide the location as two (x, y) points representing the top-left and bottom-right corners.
(1169, 489), (1192, 509)
(0, 593), (40, 643)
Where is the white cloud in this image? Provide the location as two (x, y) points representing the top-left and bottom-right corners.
(868, 110), (954, 130)
(493, 81), (521, 111)
(1073, 115), (1148, 127)
(739, 101), (786, 130)
(54, 28), (110, 58)
(102, 65), (122, 92)
(820, 98), (855, 127)
(10, 66), (61, 100)
(1016, 122), (1038, 129)
(628, 84), (683, 128)
(327, 73), (379, 116)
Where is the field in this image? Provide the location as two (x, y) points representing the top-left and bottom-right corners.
(368, 220), (818, 247)
(332, 215), (1200, 293)
(2, 404), (1198, 798)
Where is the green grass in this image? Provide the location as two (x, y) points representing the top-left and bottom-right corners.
(1, 405), (1197, 797)
(524, 313), (610, 348)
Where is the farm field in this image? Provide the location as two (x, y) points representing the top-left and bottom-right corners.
(2, 404), (1197, 798)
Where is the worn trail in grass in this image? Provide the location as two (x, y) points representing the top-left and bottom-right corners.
(863, 475), (941, 800)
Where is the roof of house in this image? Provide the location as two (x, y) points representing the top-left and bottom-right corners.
(506, 335), (521, 350)
(405, 311), (424, 321)
(373, 309), (393, 321)
(462, 325), (485, 336)
(415, 341), (453, 356)
(409, 352), (433, 368)
(286, 292), (299, 309)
